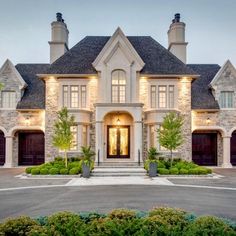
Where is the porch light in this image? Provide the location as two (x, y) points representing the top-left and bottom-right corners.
(25, 116), (30, 126)
(206, 117), (210, 125)
(116, 118), (121, 126)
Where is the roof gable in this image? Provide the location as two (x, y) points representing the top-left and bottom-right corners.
(92, 27), (145, 71)
(0, 59), (27, 89)
(210, 60), (236, 89)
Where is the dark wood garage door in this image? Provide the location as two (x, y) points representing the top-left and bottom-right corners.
(19, 132), (45, 165)
(0, 131), (5, 165)
(231, 131), (236, 166)
(192, 133), (217, 166)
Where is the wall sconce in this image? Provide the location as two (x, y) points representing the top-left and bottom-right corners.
(206, 117), (210, 125)
(25, 116), (31, 126)
(116, 118), (121, 126)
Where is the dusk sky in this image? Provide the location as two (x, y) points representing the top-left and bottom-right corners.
(0, 0), (235, 66)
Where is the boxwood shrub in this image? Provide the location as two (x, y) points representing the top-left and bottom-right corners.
(169, 167), (179, 175)
(49, 167), (59, 175)
(60, 168), (69, 175)
(40, 168), (49, 175)
(179, 168), (189, 175)
(1, 207), (235, 236)
(158, 168), (169, 175)
(69, 167), (80, 175)
(31, 168), (40, 175)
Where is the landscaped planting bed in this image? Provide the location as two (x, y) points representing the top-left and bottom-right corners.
(25, 157), (93, 175)
(145, 158), (212, 175)
(0, 207), (235, 235)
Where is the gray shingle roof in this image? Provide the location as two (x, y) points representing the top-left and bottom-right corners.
(15, 64), (50, 109)
(188, 64), (221, 110)
(47, 36), (197, 75)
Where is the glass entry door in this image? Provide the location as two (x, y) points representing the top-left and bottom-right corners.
(107, 125), (130, 158)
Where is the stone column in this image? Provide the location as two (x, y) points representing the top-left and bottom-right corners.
(222, 136), (232, 168)
(95, 121), (103, 163)
(4, 136), (13, 168)
(134, 121), (143, 163)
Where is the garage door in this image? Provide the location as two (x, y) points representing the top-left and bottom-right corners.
(19, 132), (45, 165)
(231, 131), (236, 166)
(192, 133), (217, 166)
(0, 131), (5, 165)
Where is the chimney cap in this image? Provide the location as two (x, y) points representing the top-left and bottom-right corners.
(173, 13), (181, 23)
(56, 12), (64, 22)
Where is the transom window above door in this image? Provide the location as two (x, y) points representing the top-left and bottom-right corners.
(62, 85), (87, 108)
(112, 70), (126, 103)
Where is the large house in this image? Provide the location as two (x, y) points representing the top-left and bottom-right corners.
(0, 13), (235, 168)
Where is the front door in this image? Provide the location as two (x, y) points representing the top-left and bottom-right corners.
(107, 125), (130, 158)
(19, 132), (45, 165)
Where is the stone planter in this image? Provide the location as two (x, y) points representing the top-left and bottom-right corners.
(149, 162), (157, 177)
(82, 163), (90, 178)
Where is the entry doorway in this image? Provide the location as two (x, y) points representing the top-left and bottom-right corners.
(0, 131), (5, 165)
(107, 125), (130, 159)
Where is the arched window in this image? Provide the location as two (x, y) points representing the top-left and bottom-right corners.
(111, 70), (126, 103)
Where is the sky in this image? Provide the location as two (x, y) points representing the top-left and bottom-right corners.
(0, 0), (236, 66)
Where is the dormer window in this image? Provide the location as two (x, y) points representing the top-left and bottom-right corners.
(112, 70), (126, 103)
(1, 91), (16, 108)
(220, 91), (234, 108)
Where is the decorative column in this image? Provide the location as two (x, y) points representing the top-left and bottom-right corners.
(4, 136), (13, 168)
(134, 121), (143, 163)
(222, 136), (232, 168)
(95, 121), (104, 163)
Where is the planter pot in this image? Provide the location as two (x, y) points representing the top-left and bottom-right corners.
(82, 163), (90, 178)
(149, 162), (157, 177)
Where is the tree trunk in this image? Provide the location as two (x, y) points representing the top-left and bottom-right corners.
(170, 149), (173, 167)
(64, 150), (68, 168)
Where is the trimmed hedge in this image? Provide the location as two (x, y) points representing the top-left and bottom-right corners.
(0, 207), (235, 236)
(145, 159), (212, 175)
(25, 158), (85, 175)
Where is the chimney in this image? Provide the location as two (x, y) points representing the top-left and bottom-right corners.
(167, 13), (188, 64)
(49, 13), (69, 64)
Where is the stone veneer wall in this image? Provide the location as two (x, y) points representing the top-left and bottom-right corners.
(45, 78), (59, 162)
(177, 78), (192, 161)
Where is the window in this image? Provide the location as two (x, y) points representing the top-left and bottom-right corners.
(82, 125), (87, 146)
(150, 85), (175, 109)
(62, 85), (87, 108)
(70, 126), (78, 151)
(220, 91), (234, 108)
(149, 124), (167, 151)
(1, 91), (16, 108)
(150, 125), (155, 147)
(112, 70), (126, 103)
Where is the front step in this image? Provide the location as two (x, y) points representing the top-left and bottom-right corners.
(92, 167), (146, 177)
(95, 162), (144, 167)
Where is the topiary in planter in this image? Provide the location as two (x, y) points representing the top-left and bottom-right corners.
(158, 168), (169, 175)
(69, 167), (80, 175)
(179, 168), (189, 175)
(60, 168), (69, 175)
(40, 168), (49, 175)
(31, 168), (40, 175)
(49, 168), (59, 175)
(169, 168), (179, 175)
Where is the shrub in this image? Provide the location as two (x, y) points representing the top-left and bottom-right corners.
(158, 168), (169, 175)
(46, 211), (85, 236)
(196, 167), (209, 175)
(25, 167), (33, 174)
(31, 168), (40, 175)
(54, 156), (63, 161)
(108, 209), (136, 220)
(26, 225), (51, 236)
(69, 167), (80, 175)
(169, 167), (179, 175)
(0, 216), (38, 235)
(179, 168), (189, 175)
(40, 168), (49, 175)
(188, 168), (200, 175)
(157, 160), (166, 169)
(49, 168), (59, 175)
(184, 215), (236, 236)
(68, 161), (82, 171)
(60, 168), (69, 175)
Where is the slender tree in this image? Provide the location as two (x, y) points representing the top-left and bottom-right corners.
(52, 107), (75, 168)
(157, 112), (184, 167)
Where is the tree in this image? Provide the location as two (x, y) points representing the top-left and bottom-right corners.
(0, 83), (3, 90)
(157, 112), (184, 167)
(52, 107), (75, 168)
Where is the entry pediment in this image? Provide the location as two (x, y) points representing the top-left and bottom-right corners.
(92, 27), (145, 71)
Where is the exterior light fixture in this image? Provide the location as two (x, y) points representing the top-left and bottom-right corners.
(116, 118), (121, 126)
(25, 116), (30, 126)
(206, 117), (210, 125)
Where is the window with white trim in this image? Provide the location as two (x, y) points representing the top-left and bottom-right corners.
(70, 126), (78, 151)
(1, 91), (16, 108)
(82, 125), (88, 146)
(62, 85), (87, 108)
(112, 70), (126, 103)
(150, 85), (175, 109)
(149, 124), (167, 151)
(220, 91), (234, 108)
